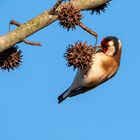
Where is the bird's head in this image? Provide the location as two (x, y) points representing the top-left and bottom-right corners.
(100, 36), (121, 57)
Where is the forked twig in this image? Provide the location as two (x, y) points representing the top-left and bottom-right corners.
(9, 20), (42, 46)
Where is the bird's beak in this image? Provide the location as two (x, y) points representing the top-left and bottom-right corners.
(96, 46), (103, 53)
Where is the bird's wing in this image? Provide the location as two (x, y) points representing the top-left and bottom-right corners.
(58, 86), (93, 103)
(58, 80), (95, 104)
(58, 88), (69, 104)
(68, 86), (93, 97)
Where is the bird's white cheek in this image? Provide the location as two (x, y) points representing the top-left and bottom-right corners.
(108, 40), (114, 46)
(106, 46), (115, 56)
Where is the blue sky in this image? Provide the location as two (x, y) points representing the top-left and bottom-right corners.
(0, 0), (140, 140)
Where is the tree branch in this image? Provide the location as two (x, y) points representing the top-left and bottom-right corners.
(0, 0), (108, 53)
(10, 20), (42, 46)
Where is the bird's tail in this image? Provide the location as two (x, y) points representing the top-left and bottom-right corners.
(58, 88), (70, 104)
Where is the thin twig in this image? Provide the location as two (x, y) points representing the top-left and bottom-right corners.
(10, 20), (21, 27)
(10, 20), (42, 46)
(79, 22), (98, 46)
(23, 40), (42, 46)
(79, 22), (98, 38)
(49, 0), (64, 14)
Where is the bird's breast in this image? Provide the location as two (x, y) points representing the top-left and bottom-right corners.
(81, 53), (119, 87)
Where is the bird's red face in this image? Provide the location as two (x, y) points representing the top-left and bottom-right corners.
(100, 36), (119, 56)
(101, 39), (109, 53)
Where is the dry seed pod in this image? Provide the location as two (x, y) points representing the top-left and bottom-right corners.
(64, 42), (96, 73)
(0, 46), (22, 71)
(57, 3), (82, 30)
(88, 0), (111, 15)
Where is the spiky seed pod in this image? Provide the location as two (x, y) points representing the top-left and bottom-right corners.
(88, 0), (111, 15)
(57, 3), (82, 30)
(0, 46), (22, 71)
(64, 42), (96, 73)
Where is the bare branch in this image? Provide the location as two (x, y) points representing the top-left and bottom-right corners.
(0, 0), (109, 53)
(10, 20), (42, 46)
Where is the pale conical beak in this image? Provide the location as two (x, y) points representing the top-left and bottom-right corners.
(95, 46), (103, 53)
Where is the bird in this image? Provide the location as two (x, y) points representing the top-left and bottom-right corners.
(58, 36), (122, 104)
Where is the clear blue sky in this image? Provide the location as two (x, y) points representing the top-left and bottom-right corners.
(0, 0), (140, 140)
